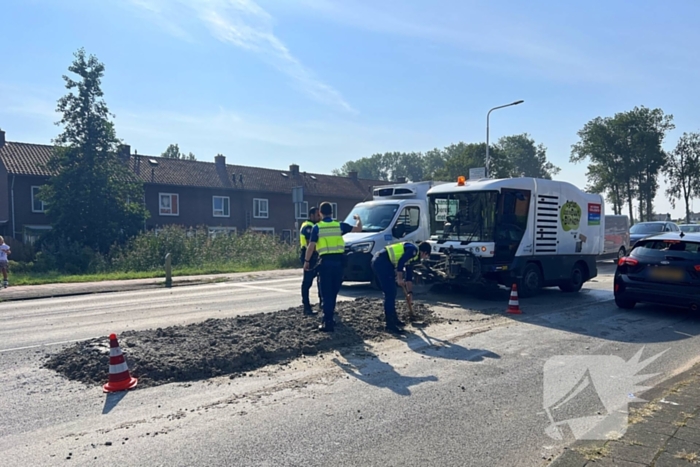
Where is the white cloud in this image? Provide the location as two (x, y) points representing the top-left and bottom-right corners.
(127, 0), (355, 113)
(275, 0), (628, 84)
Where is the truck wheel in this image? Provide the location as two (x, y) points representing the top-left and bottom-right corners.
(560, 264), (584, 293)
(519, 263), (542, 298)
(617, 247), (626, 261)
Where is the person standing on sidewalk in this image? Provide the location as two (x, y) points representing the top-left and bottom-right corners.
(371, 241), (431, 333)
(304, 202), (362, 332)
(299, 207), (323, 315)
(0, 236), (11, 288)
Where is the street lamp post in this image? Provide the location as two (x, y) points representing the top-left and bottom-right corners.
(485, 100), (524, 178)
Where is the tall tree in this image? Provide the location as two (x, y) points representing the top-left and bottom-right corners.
(433, 142), (511, 181)
(332, 153), (387, 180)
(664, 132), (700, 224)
(571, 107), (673, 223)
(497, 134), (560, 179)
(41, 49), (148, 253)
(162, 143), (196, 160)
(571, 116), (631, 218)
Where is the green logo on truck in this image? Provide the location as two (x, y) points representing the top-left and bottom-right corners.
(560, 201), (581, 232)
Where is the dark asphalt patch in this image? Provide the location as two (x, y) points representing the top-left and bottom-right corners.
(44, 298), (441, 388)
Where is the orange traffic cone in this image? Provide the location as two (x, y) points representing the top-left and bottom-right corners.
(103, 333), (138, 393)
(507, 284), (523, 314)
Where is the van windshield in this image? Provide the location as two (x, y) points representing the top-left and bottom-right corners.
(630, 223), (665, 234)
(344, 204), (399, 233)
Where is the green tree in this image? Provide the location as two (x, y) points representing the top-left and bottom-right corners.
(571, 107), (673, 223)
(497, 133), (560, 179)
(571, 116), (630, 217)
(433, 142), (511, 181)
(664, 132), (700, 224)
(162, 143), (196, 160)
(41, 49), (148, 254)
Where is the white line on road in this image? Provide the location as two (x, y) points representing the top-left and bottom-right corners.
(0, 336), (98, 353)
(227, 283), (297, 293)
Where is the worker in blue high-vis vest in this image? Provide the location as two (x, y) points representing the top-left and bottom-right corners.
(299, 207), (323, 315)
(371, 241), (432, 333)
(304, 202), (362, 332)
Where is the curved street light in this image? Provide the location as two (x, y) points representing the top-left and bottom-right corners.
(485, 100), (524, 178)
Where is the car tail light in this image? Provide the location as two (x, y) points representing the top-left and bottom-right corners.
(614, 284), (619, 292)
(618, 257), (639, 267)
(695, 265), (700, 272)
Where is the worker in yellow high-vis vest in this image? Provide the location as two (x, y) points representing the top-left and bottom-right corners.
(299, 206), (322, 315)
(371, 241), (432, 333)
(304, 202), (362, 332)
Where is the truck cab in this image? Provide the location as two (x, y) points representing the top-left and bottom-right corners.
(342, 181), (446, 284)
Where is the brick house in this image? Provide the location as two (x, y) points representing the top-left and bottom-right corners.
(0, 129), (390, 244)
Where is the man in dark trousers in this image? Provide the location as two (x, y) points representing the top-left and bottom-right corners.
(304, 202), (362, 332)
(299, 207), (323, 315)
(371, 241), (432, 333)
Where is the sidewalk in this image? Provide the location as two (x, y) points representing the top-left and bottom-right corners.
(0, 268), (300, 302)
(549, 363), (700, 467)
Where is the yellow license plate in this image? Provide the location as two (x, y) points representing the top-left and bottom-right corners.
(649, 268), (684, 281)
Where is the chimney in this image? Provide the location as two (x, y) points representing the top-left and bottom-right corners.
(396, 176), (406, 183)
(348, 170), (358, 180)
(0, 128), (5, 147)
(215, 154), (226, 168)
(118, 144), (131, 162)
(290, 164), (300, 176)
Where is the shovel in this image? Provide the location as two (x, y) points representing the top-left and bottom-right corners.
(401, 282), (420, 324)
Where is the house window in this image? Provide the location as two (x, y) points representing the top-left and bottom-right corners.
(253, 198), (269, 218)
(251, 227), (275, 236)
(31, 186), (45, 213)
(23, 225), (51, 244)
(295, 201), (309, 220)
(159, 193), (179, 216)
(331, 202), (338, 220)
(208, 226), (237, 238)
(213, 196), (230, 217)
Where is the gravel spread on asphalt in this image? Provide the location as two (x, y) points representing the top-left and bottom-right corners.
(44, 298), (441, 388)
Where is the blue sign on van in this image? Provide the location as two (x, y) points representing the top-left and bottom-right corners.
(384, 234), (393, 241)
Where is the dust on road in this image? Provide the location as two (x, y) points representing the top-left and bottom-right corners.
(44, 298), (441, 388)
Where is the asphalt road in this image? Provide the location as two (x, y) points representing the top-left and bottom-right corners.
(2, 262), (700, 467)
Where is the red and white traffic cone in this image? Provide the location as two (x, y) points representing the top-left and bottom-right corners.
(103, 333), (138, 393)
(507, 284), (523, 314)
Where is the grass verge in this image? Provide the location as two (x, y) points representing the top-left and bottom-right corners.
(8, 263), (293, 286)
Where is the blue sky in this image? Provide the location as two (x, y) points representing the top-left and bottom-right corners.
(2, 0), (700, 217)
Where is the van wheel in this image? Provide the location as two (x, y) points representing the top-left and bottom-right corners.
(519, 263), (542, 298)
(617, 247), (626, 261)
(560, 264), (584, 293)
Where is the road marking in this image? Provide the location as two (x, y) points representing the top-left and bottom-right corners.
(0, 336), (98, 353)
(227, 283), (295, 293)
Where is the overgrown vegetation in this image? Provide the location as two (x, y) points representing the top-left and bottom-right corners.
(8, 227), (299, 284)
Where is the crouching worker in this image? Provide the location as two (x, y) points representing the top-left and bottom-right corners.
(371, 241), (432, 333)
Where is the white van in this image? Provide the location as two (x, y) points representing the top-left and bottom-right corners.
(602, 215), (630, 260)
(342, 181), (447, 284)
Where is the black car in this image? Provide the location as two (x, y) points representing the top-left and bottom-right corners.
(614, 232), (700, 311)
(629, 221), (679, 247)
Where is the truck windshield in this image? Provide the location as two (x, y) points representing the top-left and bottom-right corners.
(344, 203), (399, 233)
(429, 191), (498, 242)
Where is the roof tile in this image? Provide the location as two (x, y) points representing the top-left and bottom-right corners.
(0, 141), (388, 198)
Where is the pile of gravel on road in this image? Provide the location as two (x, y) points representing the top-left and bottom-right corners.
(44, 298), (441, 388)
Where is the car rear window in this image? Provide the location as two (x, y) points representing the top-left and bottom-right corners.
(631, 240), (700, 254)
